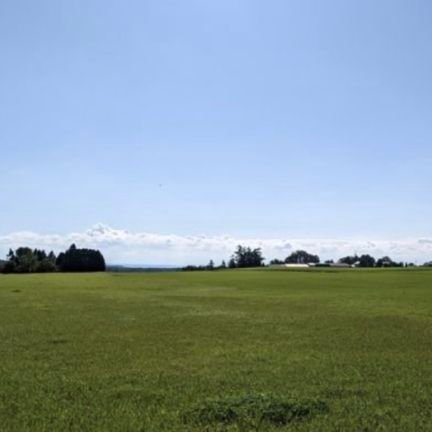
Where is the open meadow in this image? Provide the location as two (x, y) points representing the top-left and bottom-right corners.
(1, 269), (432, 431)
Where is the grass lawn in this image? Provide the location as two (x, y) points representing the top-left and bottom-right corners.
(1, 269), (432, 431)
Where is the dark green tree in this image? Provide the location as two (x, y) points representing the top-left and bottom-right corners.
(2, 247), (52, 273)
(14, 247), (37, 273)
(56, 245), (106, 272)
(285, 250), (320, 264)
(231, 245), (265, 268)
(358, 254), (376, 268)
(338, 255), (359, 266)
(376, 256), (403, 268)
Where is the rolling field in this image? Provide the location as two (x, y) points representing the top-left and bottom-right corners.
(1, 269), (432, 431)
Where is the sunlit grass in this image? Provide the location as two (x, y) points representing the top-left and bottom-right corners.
(1, 269), (432, 431)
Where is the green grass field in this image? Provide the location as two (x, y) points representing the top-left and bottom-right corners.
(1, 269), (432, 431)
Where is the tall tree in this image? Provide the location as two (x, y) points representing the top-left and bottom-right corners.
(231, 245), (265, 268)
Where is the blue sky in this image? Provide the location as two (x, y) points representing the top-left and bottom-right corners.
(1, 0), (432, 263)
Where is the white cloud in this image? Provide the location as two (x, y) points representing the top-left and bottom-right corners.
(1, 223), (432, 265)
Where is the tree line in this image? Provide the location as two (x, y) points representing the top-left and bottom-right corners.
(182, 245), (265, 271)
(1, 244), (106, 274)
(183, 247), (425, 271)
(1, 243), (428, 274)
(268, 250), (409, 267)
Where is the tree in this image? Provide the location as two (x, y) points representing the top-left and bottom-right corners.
(231, 245), (265, 268)
(56, 245), (106, 272)
(34, 249), (47, 262)
(182, 265), (205, 271)
(285, 250), (320, 264)
(36, 258), (57, 273)
(14, 247), (37, 273)
(48, 251), (56, 263)
(358, 254), (376, 268)
(220, 260), (227, 269)
(376, 256), (403, 268)
(2, 246), (105, 274)
(269, 259), (284, 265)
(2, 260), (16, 274)
(2, 247), (55, 273)
(338, 255), (359, 266)
(207, 260), (215, 270)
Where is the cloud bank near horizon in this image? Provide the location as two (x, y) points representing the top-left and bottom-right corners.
(1, 224), (432, 265)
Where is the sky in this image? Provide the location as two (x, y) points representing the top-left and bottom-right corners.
(1, 0), (432, 264)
